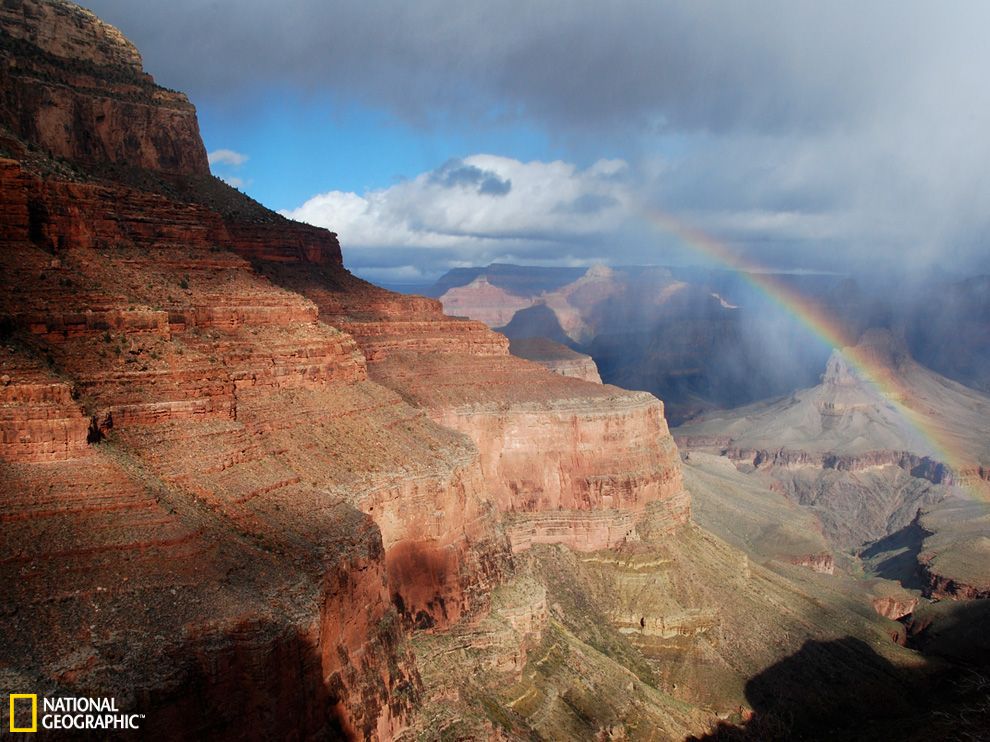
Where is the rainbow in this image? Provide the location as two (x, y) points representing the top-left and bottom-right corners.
(641, 208), (984, 499)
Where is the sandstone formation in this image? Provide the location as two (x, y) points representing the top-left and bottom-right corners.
(0, 0), (207, 175)
(427, 263), (585, 300)
(439, 262), (724, 349)
(489, 262), (683, 346)
(872, 594), (920, 621)
(264, 264), (691, 555)
(437, 261), (823, 424)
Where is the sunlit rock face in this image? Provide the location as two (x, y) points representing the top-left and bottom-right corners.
(0, 2), (490, 735)
(267, 261), (692, 557)
(430, 389), (688, 552)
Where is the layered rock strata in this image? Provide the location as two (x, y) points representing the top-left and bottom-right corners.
(916, 498), (990, 600)
(264, 262), (691, 556)
(0, 2), (690, 739)
(675, 441), (956, 487)
(680, 451), (835, 571)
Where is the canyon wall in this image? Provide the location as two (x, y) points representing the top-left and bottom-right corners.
(432, 391), (687, 551)
(676, 438), (956, 486)
(264, 262), (692, 555)
(677, 335), (990, 600)
(0, 0), (207, 175)
(0, 3), (690, 738)
(5, 6), (968, 739)
(439, 275), (534, 326)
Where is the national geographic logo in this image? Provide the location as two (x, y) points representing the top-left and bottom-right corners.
(6, 694), (144, 733)
(8, 695), (36, 733)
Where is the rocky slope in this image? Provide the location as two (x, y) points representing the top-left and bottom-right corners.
(262, 262), (691, 554)
(438, 275), (533, 327)
(404, 520), (932, 740)
(438, 263), (717, 342)
(678, 330), (990, 467)
(0, 0), (207, 175)
(682, 451), (834, 572)
(427, 263), (585, 299)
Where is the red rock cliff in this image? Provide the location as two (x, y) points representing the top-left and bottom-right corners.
(267, 264), (689, 553)
(0, 0), (208, 174)
(0, 2), (688, 739)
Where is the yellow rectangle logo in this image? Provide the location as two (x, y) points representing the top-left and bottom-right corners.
(9, 694), (38, 733)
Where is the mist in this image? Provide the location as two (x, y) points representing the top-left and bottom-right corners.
(432, 263), (990, 424)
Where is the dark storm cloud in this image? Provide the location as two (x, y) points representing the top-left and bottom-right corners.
(428, 160), (511, 196)
(86, 0), (990, 272)
(82, 0), (939, 133)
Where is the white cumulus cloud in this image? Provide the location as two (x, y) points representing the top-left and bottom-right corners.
(282, 155), (633, 251)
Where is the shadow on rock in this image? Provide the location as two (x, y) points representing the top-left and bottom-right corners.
(137, 619), (354, 742)
(860, 514), (932, 591)
(688, 601), (990, 741)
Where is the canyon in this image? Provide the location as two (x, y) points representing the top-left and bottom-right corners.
(1, 3), (987, 740)
(434, 262), (990, 431)
(677, 330), (990, 600)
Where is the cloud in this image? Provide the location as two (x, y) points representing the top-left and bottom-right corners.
(281, 155), (644, 279)
(208, 148), (249, 167)
(87, 1), (990, 273)
(209, 149), (251, 191)
(282, 155), (633, 252)
(83, 2), (988, 135)
(281, 145), (977, 279)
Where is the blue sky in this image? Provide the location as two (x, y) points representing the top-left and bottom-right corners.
(86, 1), (990, 283)
(199, 90), (565, 212)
